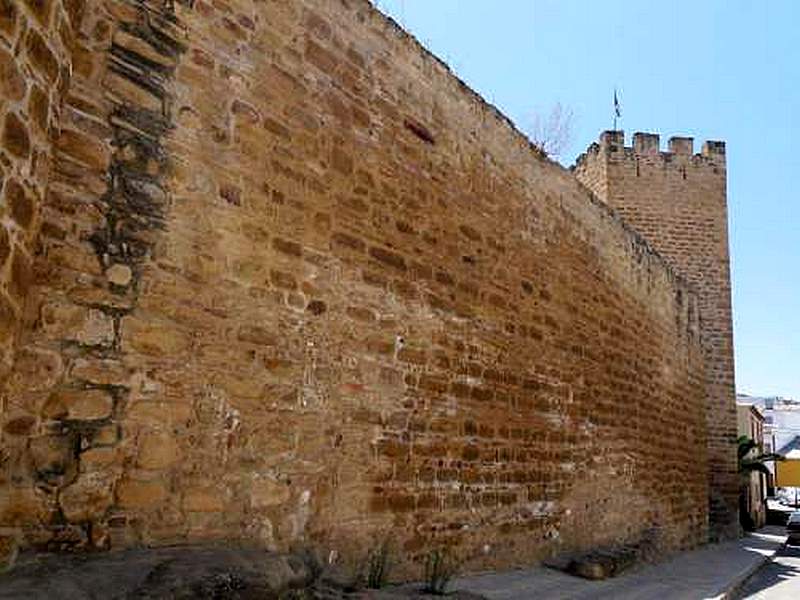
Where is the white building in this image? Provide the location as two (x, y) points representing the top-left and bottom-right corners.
(737, 394), (800, 499)
(738, 395), (800, 455)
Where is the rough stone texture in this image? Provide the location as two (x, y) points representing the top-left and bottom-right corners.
(574, 132), (737, 540)
(0, 0), (77, 375)
(0, 0), (722, 576)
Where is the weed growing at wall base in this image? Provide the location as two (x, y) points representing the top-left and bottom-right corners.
(423, 548), (464, 595)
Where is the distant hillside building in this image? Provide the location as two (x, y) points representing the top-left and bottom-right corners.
(737, 394), (800, 457)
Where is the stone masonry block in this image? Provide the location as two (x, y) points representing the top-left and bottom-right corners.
(2, 112), (30, 158)
(123, 317), (190, 357)
(183, 487), (226, 513)
(250, 479), (290, 509)
(5, 179), (35, 229)
(55, 129), (110, 171)
(116, 479), (167, 509)
(137, 433), (179, 470)
(25, 28), (59, 84)
(0, 0), (17, 42)
(0, 486), (45, 526)
(60, 473), (114, 523)
(24, 0), (53, 26)
(0, 226), (10, 269)
(42, 389), (113, 421)
(0, 46), (26, 101)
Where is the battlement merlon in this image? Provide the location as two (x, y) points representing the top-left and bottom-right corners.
(634, 132), (660, 154)
(574, 131), (726, 171)
(702, 140), (726, 159)
(669, 137), (693, 155)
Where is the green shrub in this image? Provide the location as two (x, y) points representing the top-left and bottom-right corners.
(366, 539), (392, 589)
(423, 547), (461, 595)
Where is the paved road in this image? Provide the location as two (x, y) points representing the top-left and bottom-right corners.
(453, 528), (786, 600)
(737, 543), (800, 599)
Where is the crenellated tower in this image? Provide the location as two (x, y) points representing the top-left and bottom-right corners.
(574, 131), (737, 541)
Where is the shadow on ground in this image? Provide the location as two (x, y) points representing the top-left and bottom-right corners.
(736, 544), (800, 599)
(0, 545), (488, 599)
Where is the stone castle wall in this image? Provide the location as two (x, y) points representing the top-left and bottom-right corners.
(0, 0), (711, 570)
(0, 0), (81, 377)
(574, 132), (737, 540)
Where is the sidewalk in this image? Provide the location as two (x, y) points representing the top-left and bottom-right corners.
(452, 527), (787, 600)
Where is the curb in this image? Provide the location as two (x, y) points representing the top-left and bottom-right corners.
(714, 540), (787, 600)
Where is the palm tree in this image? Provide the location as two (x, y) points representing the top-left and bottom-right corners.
(738, 436), (783, 475)
(737, 435), (783, 530)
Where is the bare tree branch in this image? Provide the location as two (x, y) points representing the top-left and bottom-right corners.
(528, 103), (575, 160)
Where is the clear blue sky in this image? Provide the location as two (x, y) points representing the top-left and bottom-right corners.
(377, 0), (800, 399)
